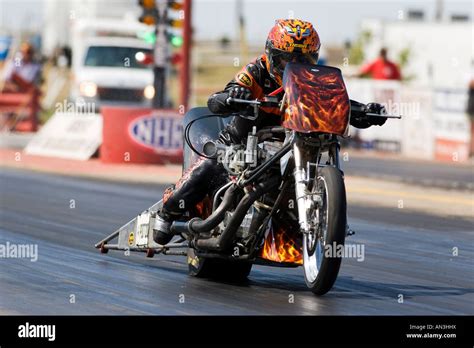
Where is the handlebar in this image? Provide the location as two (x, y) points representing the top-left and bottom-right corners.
(350, 101), (401, 119)
(226, 97), (261, 106)
(227, 96), (402, 119)
(365, 113), (402, 119)
(226, 96), (281, 108)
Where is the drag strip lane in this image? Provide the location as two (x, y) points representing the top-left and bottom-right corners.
(1, 168), (473, 315)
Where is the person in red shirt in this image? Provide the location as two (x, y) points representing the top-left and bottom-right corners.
(359, 48), (401, 80)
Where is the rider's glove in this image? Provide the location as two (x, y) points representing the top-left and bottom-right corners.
(366, 103), (388, 126)
(207, 87), (253, 114)
(228, 86), (252, 101)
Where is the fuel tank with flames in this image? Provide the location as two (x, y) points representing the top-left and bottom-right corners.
(282, 62), (350, 135)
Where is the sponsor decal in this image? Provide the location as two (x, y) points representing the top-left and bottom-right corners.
(237, 72), (253, 87)
(128, 231), (135, 246)
(291, 43), (306, 49)
(188, 255), (199, 267)
(128, 112), (183, 154)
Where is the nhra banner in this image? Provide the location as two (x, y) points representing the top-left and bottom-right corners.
(101, 107), (183, 164)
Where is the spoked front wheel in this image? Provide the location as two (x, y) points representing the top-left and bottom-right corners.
(303, 166), (346, 295)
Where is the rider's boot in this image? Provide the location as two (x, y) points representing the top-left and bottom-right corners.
(153, 158), (228, 245)
(153, 209), (174, 245)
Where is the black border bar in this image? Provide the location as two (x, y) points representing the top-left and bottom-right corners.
(0, 315), (472, 346)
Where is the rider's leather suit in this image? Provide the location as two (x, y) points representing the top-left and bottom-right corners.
(160, 55), (281, 219)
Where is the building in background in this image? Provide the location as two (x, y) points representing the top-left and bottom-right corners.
(347, 7), (473, 161)
(359, 13), (472, 88)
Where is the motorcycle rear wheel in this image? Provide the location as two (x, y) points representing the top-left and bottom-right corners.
(187, 248), (252, 282)
(303, 166), (346, 295)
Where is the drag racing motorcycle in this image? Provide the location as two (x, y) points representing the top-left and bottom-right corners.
(96, 62), (400, 295)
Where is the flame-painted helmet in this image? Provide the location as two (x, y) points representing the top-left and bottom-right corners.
(265, 19), (321, 85)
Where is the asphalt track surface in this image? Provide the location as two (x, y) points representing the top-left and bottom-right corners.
(343, 153), (474, 191)
(0, 168), (473, 315)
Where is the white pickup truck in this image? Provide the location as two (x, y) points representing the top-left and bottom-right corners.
(70, 19), (155, 111)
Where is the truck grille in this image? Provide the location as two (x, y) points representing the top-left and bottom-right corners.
(97, 87), (144, 102)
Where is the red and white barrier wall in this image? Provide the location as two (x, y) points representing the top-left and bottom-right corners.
(345, 79), (471, 162)
(23, 82), (471, 164)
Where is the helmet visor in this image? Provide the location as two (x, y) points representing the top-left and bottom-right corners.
(271, 49), (319, 77)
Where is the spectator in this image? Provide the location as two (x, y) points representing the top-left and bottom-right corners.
(2, 42), (42, 93)
(359, 48), (401, 80)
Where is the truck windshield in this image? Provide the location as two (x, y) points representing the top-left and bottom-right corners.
(84, 46), (152, 69)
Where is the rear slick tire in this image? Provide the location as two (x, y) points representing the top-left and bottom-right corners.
(187, 248), (252, 282)
(303, 166), (346, 295)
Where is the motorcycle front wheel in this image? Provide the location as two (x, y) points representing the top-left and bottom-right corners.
(303, 166), (346, 295)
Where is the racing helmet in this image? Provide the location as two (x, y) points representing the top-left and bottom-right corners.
(264, 19), (321, 85)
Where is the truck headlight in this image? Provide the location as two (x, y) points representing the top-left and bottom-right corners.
(144, 85), (155, 99)
(79, 81), (97, 98)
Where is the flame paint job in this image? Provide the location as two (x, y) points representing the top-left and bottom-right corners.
(259, 217), (303, 265)
(266, 19), (321, 54)
(282, 63), (350, 135)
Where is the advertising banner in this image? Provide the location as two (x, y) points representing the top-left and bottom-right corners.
(101, 107), (183, 164)
(432, 89), (470, 162)
(24, 112), (102, 160)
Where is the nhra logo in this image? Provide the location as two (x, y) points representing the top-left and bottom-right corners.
(129, 113), (183, 154)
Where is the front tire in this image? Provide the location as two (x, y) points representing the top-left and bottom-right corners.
(303, 166), (346, 295)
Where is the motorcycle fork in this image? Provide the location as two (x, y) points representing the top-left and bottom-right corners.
(293, 137), (316, 234)
(293, 135), (341, 234)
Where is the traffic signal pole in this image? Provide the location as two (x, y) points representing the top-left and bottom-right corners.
(153, 66), (166, 108)
(180, 0), (192, 110)
(153, 2), (168, 108)
(139, 0), (188, 109)
(153, 27), (167, 108)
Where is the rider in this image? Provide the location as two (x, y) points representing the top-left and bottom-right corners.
(153, 18), (386, 245)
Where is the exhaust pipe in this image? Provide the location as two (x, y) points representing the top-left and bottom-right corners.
(195, 176), (279, 252)
(170, 183), (239, 235)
